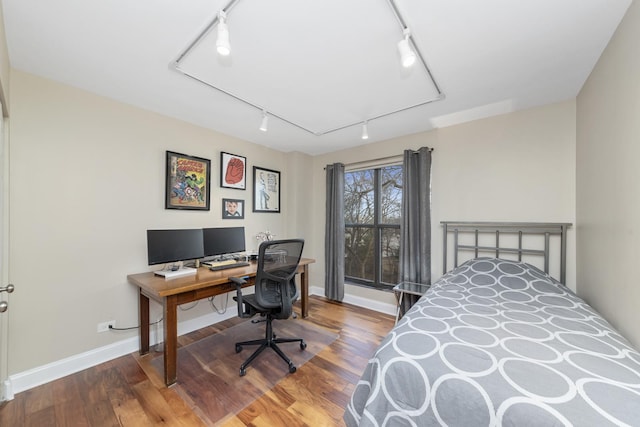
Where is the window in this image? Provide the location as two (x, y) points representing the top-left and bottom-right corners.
(344, 165), (402, 289)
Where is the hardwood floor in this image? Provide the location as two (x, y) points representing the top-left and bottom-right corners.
(0, 296), (394, 426)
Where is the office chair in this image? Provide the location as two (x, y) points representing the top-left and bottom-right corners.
(229, 239), (306, 376)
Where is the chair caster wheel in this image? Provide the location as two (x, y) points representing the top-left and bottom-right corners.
(235, 345), (242, 353)
(300, 341), (307, 350)
(240, 368), (246, 376)
(289, 363), (297, 374)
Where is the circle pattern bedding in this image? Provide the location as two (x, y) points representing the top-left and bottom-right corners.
(344, 258), (640, 427)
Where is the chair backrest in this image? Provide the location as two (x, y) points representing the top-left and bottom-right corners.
(254, 239), (304, 318)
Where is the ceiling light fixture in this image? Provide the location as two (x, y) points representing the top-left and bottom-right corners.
(361, 122), (369, 140)
(397, 28), (416, 68)
(216, 10), (231, 56)
(259, 111), (269, 132)
(173, 0), (444, 137)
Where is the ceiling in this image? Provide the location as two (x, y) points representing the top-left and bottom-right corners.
(1, 0), (631, 155)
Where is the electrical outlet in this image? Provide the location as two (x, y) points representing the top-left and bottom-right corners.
(97, 320), (116, 333)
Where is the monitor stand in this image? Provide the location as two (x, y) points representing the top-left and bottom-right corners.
(154, 267), (197, 279)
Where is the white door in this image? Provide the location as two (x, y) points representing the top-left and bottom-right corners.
(0, 111), (11, 402)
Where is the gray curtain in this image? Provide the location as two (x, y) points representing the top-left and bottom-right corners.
(325, 163), (345, 301)
(398, 147), (432, 315)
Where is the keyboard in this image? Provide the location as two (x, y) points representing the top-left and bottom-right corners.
(208, 261), (250, 271)
(203, 259), (237, 268)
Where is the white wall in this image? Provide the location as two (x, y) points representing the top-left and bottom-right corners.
(576, 0), (640, 348)
(7, 70), (313, 376)
(311, 100), (577, 304)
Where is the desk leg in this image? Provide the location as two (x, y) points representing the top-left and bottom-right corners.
(164, 295), (178, 386)
(139, 290), (150, 355)
(301, 264), (309, 318)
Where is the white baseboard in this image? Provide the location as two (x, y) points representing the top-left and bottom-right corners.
(6, 287), (391, 399)
(2, 379), (13, 401)
(309, 285), (396, 316)
(7, 307), (239, 397)
(342, 293), (396, 316)
(8, 334), (141, 396)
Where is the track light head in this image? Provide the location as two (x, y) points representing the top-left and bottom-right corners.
(398, 28), (416, 68)
(259, 111), (268, 132)
(216, 11), (231, 56)
(361, 122), (369, 140)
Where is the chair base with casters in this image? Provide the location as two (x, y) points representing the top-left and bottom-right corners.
(229, 238), (307, 377)
(234, 310), (307, 377)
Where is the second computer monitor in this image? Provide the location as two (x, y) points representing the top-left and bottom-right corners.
(203, 226), (246, 257)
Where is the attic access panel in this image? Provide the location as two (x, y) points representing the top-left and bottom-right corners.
(173, 0), (442, 136)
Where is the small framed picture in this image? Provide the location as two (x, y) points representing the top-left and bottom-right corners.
(165, 151), (211, 210)
(220, 152), (246, 190)
(253, 166), (280, 213)
(222, 198), (244, 219)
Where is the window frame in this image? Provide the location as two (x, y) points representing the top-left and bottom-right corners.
(344, 165), (402, 291)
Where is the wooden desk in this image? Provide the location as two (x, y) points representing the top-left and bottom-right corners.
(127, 258), (315, 386)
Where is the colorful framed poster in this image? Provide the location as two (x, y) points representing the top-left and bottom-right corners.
(165, 151), (211, 210)
(253, 166), (280, 213)
(222, 198), (244, 219)
(220, 152), (246, 190)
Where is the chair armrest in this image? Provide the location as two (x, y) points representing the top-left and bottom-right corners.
(229, 276), (252, 318)
(229, 276), (246, 287)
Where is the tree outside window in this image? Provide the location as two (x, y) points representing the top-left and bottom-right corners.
(344, 165), (402, 289)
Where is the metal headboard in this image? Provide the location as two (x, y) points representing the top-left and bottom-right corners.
(441, 221), (571, 284)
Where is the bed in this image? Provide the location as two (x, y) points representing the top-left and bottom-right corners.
(344, 222), (640, 426)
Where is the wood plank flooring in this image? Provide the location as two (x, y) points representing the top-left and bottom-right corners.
(0, 296), (394, 426)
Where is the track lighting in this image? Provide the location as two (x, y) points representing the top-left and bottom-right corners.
(397, 28), (416, 68)
(175, 2), (443, 138)
(361, 122), (369, 140)
(259, 111), (268, 132)
(216, 10), (231, 56)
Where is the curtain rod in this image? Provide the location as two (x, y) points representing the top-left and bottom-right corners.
(343, 154), (403, 169)
(323, 148), (434, 170)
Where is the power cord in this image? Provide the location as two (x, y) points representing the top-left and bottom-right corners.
(209, 293), (229, 314)
(108, 292), (231, 331)
(108, 318), (163, 331)
(179, 302), (198, 311)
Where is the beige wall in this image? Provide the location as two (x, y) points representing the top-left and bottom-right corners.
(311, 101), (577, 305)
(576, 1), (640, 348)
(7, 70), (313, 374)
(7, 68), (579, 378)
(0, 3), (9, 114)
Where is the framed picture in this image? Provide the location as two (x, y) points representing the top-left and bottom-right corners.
(165, 151), (211, 210)
(253, 166), (280, 213)
(222, 198), (244, 219)
(220, 152), (246, 190)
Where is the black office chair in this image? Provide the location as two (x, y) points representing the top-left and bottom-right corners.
(229, 239), (306, 376)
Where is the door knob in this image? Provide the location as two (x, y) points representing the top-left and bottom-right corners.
(0, 284), (14, 294)
(0, 301), (7, 313)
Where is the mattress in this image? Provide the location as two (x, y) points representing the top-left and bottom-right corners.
(344, 258), (640, 426)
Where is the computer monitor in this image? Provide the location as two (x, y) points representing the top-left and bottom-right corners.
(146, 229), (204, 265)
(203, 227), (246, 258)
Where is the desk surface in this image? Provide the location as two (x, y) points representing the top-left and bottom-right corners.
(128, 257), (316, 386)
(128, 258), (316, 298)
